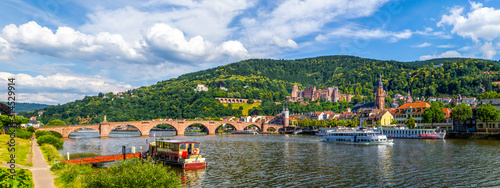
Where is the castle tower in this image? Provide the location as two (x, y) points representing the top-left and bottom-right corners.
(291, 85), (299, 101)
(375, 74), (385, 110)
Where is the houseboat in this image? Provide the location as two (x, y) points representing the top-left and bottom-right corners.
(323, 128), (393, 145)
(380, 127), (445, 139)
(146, 139), (206, 169)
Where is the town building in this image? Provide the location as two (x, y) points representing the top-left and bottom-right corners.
(351, 74), (386, 112)
(476, 98), (500, 132)
(194, 84), (208, 92)
(394, 101), (430, 125)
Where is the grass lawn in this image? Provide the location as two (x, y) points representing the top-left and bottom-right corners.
(40, 144), (64, 164)
(223, 102), (261, 116)
(0, 134), (33, 167)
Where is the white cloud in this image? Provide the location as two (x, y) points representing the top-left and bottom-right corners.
(419, 50), (462, 61)
(240, 0), (390, 52)
(0, 37), (17, 60)
(438, 2), (500, 42)
(272, 37), (298, 48)
(1, 21), (145, 62)
(437, 44), (457, 48)
(413, 42), (431, 48)
(323, 27), (412, 42)
(144, 23), (210, 61)
(0, 72), (134, 104)
(481, 42), (496, 59)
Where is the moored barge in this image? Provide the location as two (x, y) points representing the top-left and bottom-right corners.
(146, 139), (206, 169)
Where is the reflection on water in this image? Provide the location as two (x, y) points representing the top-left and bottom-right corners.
(60, 133), (500, 187)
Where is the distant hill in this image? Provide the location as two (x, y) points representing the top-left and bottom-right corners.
(19, 55), (500, 125)
(1, 102), (51, 113)
(404, 58), (491, 66)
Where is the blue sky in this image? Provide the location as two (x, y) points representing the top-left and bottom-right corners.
(1, 0), (500, 105)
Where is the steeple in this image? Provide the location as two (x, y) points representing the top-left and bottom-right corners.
(378, 74), (383, 88)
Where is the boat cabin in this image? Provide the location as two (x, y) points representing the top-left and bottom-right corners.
(150, 140), (201, 159)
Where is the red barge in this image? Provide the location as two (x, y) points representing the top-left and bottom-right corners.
(146, 140), (206, 169)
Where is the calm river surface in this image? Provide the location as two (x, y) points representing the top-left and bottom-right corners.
(60, 133), (500, 187)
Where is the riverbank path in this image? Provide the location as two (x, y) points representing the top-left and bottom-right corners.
(2, 139), (57, 188)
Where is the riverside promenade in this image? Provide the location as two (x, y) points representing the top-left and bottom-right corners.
(3, 139), (56, 188)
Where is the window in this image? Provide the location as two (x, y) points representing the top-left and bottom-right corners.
(194, 143), (200, 148)
(180, 144), (186, 150)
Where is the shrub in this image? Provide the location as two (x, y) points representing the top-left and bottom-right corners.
(26, 126), (36, 133)
(82, 159), (181, 188)
(9, 127), (32, 139)
(54, 163), (94, 188)
(38, 135), (64, 149)
(0, 167), (33, 188)
(35, 130), (62, 139)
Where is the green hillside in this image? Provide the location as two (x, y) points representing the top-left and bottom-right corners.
(1, 102), (51, 113)
(19, 56), (500, 125)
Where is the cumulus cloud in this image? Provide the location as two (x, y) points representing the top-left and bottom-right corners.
(0, 37), (17, 60)
(241, 0), (390, 52)
(272, 37), (298, 48)
(419, 50), (462, 61)
(481, 42), (497, 59)
(437, 1), (500, 42)
(0, 72), (134, 104)
(1, 21), (145, 62)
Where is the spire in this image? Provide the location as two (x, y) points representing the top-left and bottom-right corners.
(378, 74), (383, 88)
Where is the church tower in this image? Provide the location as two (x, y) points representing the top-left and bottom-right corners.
(375, 74), (385, 110)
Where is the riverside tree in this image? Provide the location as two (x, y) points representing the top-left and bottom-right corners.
(423, 102), (445, 127)
(476, 104), (500, 132)
(451, 103), (472, 130)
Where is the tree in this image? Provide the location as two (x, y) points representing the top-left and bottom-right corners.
(362, 121), (368, 127)
(406, 116), (416, 129)
(423, 102), (445, 127)
(391, 118), (398, 125)
(476, 104), (500, 132)
(45, 119), (67, 127)
(451, 103), (472, 131)
(376, 120), (381, 127)
(247, 98), (254, 104)
(352, 117), (359, 127)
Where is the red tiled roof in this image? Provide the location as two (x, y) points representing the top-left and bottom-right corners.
(397, 101), (430, 109)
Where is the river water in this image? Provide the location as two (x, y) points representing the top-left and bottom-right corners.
(59, 132), (500, 187)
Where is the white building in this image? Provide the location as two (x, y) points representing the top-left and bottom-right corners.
(194, 84), (209, 92)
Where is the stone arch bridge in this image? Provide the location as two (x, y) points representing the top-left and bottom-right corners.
(37, 120), (283, 138)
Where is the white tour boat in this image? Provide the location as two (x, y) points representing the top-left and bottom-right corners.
(380, 127), (445, 139)
(315, 129), (337, 136)
(323, 128), (393, 145)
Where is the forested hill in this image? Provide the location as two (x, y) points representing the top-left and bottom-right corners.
(1, 102), (51, 113)
(20, 56), (500, 125)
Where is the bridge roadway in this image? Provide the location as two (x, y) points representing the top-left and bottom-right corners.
(37, 120), (283, 138)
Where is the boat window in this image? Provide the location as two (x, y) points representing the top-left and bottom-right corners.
(194, 143), (200, 148)
(180, 144), (186, 150)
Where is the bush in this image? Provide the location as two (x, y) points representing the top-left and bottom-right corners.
(9, 127), (32, 139)
(26, 126), (36, 133)
(82, 159), (180, 188)
(0, 167), (33, 188)
(35, 130), (62, 139)
(38, 135), (64, 149)
(53, 163), (94, 188)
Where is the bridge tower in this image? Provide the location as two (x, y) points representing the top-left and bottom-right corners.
(283, 104), (289, 128)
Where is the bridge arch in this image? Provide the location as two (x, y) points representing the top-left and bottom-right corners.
(108, 124), (142, 137)
(149, 123), (177, 137)
(67, 127), (100, 138)
(216, 123), (237, 133)
(184, 123), (209, 135)
(244, 124), (261, 132)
